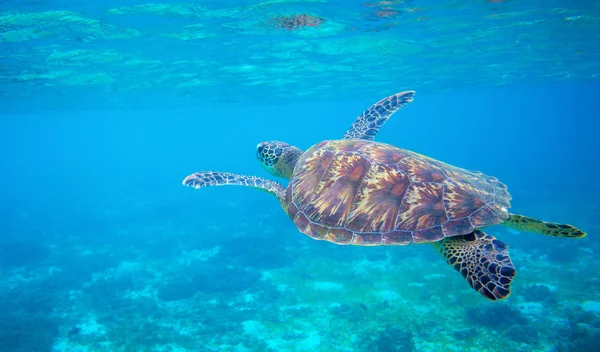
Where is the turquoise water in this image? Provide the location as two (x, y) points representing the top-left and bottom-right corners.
(1, 1), (599, 351)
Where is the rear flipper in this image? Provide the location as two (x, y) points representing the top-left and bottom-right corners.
(434, 231), (516, 300)
(503, 214), (586, 238)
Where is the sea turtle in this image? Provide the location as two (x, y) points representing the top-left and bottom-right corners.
(182, 91), (586, 300)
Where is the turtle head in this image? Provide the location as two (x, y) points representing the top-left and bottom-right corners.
(257, 141), (303, 179)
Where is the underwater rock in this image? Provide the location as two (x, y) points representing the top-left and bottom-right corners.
(158, 266), (261, 301)
(517, 302), (545, 318)
(567, 303), (600, 330)
(157, 280), (198, 302)
(371, 289), (401, 303)
(368, 326), (415, 352)
(0, 313), (58, 352)
(58, 250), (122, 284)
(581, 301), (600, 315)
(505, 323), (539, 344)
(241, 320), (265, 337)
(452, 327), (477, 340)
(523, 284), (556, 303)
(466, 303), (528, 330)
(555, 321), (600, 352)
(67, 326), (81, 337)
(0, 288), (58, 352)
(329, 302), (368, 321)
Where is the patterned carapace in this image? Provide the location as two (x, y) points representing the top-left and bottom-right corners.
(284, 139), (511, 246)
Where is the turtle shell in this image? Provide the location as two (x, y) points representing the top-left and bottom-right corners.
(284, 139), (511, 246)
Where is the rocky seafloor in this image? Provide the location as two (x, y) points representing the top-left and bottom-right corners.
(1, 198), (598, 352)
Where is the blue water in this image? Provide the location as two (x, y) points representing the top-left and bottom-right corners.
(1, 1), (600, 351)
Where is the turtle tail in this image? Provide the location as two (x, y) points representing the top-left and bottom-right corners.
(503, 214), (586, 238)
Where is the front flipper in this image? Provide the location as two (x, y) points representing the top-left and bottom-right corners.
(343, 90), (415, 141)
(503, 213), (586, 238)
(434, 231), (516, 301)
(183, 171), (286, 202)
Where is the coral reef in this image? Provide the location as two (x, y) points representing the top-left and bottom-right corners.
(466, 303), (528, 330)
(158, 266), (261, 301)
(0, 287), (58, 352)
(0, 187), (594, 352)
(505, 323), (539, 344)
(363, 326), (415, 352)
(452, 327), (477, 340)
(523, 284), (556, 304)
(554, 317), (600, 352)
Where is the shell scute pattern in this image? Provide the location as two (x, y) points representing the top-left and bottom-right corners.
(414, 226), (446, 243)
(443, 180), (494, 219)
(470, 205), (508, 228)
(326, 139), (370, 152)
(346, 163), (410, 233)
(398, 157), (447, 183)
(291, 147), (335, 210)
(382, 230), (414, 245)
(357, 142), (410, 165)
(395, 182), (447, 231)
(287, 140), (511, 245)
(444, 167), (494, 194)
(352, 233), (383, 246)
(442, 217), (474, 237)
(326, 228), (354, 244)
(303, 152), (371, 227)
